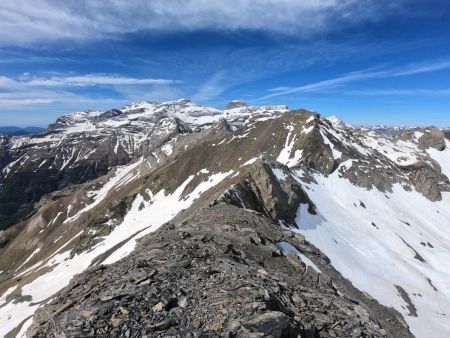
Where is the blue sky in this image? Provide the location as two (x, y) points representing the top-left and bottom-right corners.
(0, 0), (450, 127)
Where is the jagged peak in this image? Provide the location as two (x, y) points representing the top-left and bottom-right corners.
(225, 100), (248, 110)
(58, 109), (104, 120)
(325, 115), (350, 130)
(122, 100), (158, 110)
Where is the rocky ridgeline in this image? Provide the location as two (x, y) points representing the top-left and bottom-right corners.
(29, 205), (412, 338)
(0, 100), (287, 229)
(0, 100), (449, 337)
(329, 121), (450, 201)
(1, 99), (447, 229)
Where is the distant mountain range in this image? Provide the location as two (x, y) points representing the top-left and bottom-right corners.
(0, 99), (449, 337)
(0, 126), (45, 136)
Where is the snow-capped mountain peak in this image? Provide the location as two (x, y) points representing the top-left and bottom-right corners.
(0, 100), (449, 337)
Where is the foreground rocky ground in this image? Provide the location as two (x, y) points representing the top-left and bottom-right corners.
(29, 205), (412, 338)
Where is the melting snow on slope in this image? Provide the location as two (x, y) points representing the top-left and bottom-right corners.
(277, 125), (303, 167)
(277, 241), (321, 273)
(16, 317), (33, 338)
(65, 159), (143, 224)
(363, 133), (419, 166)
(0, 169), (234, 337)
(292, 162), (450, 338)
(427, 140), (450, 179)
(319, 129), (342, 160)
(103, 169), (234, 264)
(15, 248), (41, 272)
(272, 167), (288, 181)
(241, 156), (261, 167)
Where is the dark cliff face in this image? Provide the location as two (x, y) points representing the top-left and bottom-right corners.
(0, 135), (136, 230)
(29, 205), (413, 338)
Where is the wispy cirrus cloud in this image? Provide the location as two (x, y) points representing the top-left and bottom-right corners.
(344, 88), (450, 96)
(261, 68), (387, 99)
(0, 98), (54, 106)
(0, 89), (124, 108)
(192, 72), (228, 103)
(0, 0), (406, 45)
(0, 73), (182, 111)
(260, 58), (450, 100)
(391, 59), (450, 76)
(0, 74), (180, 88)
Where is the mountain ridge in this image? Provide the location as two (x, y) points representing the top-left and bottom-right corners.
(0, 99), (449, 337)
(0, 127), (46, 137)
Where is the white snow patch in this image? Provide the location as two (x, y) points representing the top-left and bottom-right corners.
(292, 167), (450, 338)
(242, 157), (260, 166)
(277, 241), (321, 273)
(103, 170), (234, 264)
(306, 116), (315, 124)
(301, 125), (314, 135)
(65, 159), (142, 224)
(277, 125), (303, 167)
(0, 169), (234, 336)
(16, 248), (41, 272)
(0, 286), (16, 307)
(161, 143), (173, 156)
(427, 140), (450, 180)
(272, 168), (288, 181)
(320, 129), (342, 160)
(16, 317), (33, 338)
(364, 134), (419, 166)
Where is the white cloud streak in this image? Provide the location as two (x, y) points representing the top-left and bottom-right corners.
(192, 72), (227, 103)
(391, 60), (450, 76)
(0, 73), (182, 110)
(344, 88), (450, 96)
(0, 0), (405, 45)
(261, 58), (450, 99)
(0, 74), (180, 88)
(0, 98), (54, 106)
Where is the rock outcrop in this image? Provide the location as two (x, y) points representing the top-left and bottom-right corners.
(29, 205), (412, 338)
(226, 100), (248, 110)
(0, 100), (449, 338)
(417, 127), (446, 151)
(217, 160), (314, 226)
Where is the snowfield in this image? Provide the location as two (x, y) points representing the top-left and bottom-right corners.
(0, 165), (234, 337)
(292, 155), (450, 338)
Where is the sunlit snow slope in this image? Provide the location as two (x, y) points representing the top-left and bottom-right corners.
(291, 156), (450, 337)
(0, 101), (448, 337)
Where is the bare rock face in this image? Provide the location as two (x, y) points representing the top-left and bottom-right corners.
(341, 159), (407, 193)
(28, 205), (413, 338)
(417, 127), (446, 151)
(141, 117), (192, 158)
(406, 162), (450, 201)
(217, 160), (314, 226)
(226, 100), (248, 110)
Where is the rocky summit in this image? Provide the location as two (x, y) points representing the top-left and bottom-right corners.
(0, 100), (449, 338)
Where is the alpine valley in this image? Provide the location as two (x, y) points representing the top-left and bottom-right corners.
(0, 99), (449, 338)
